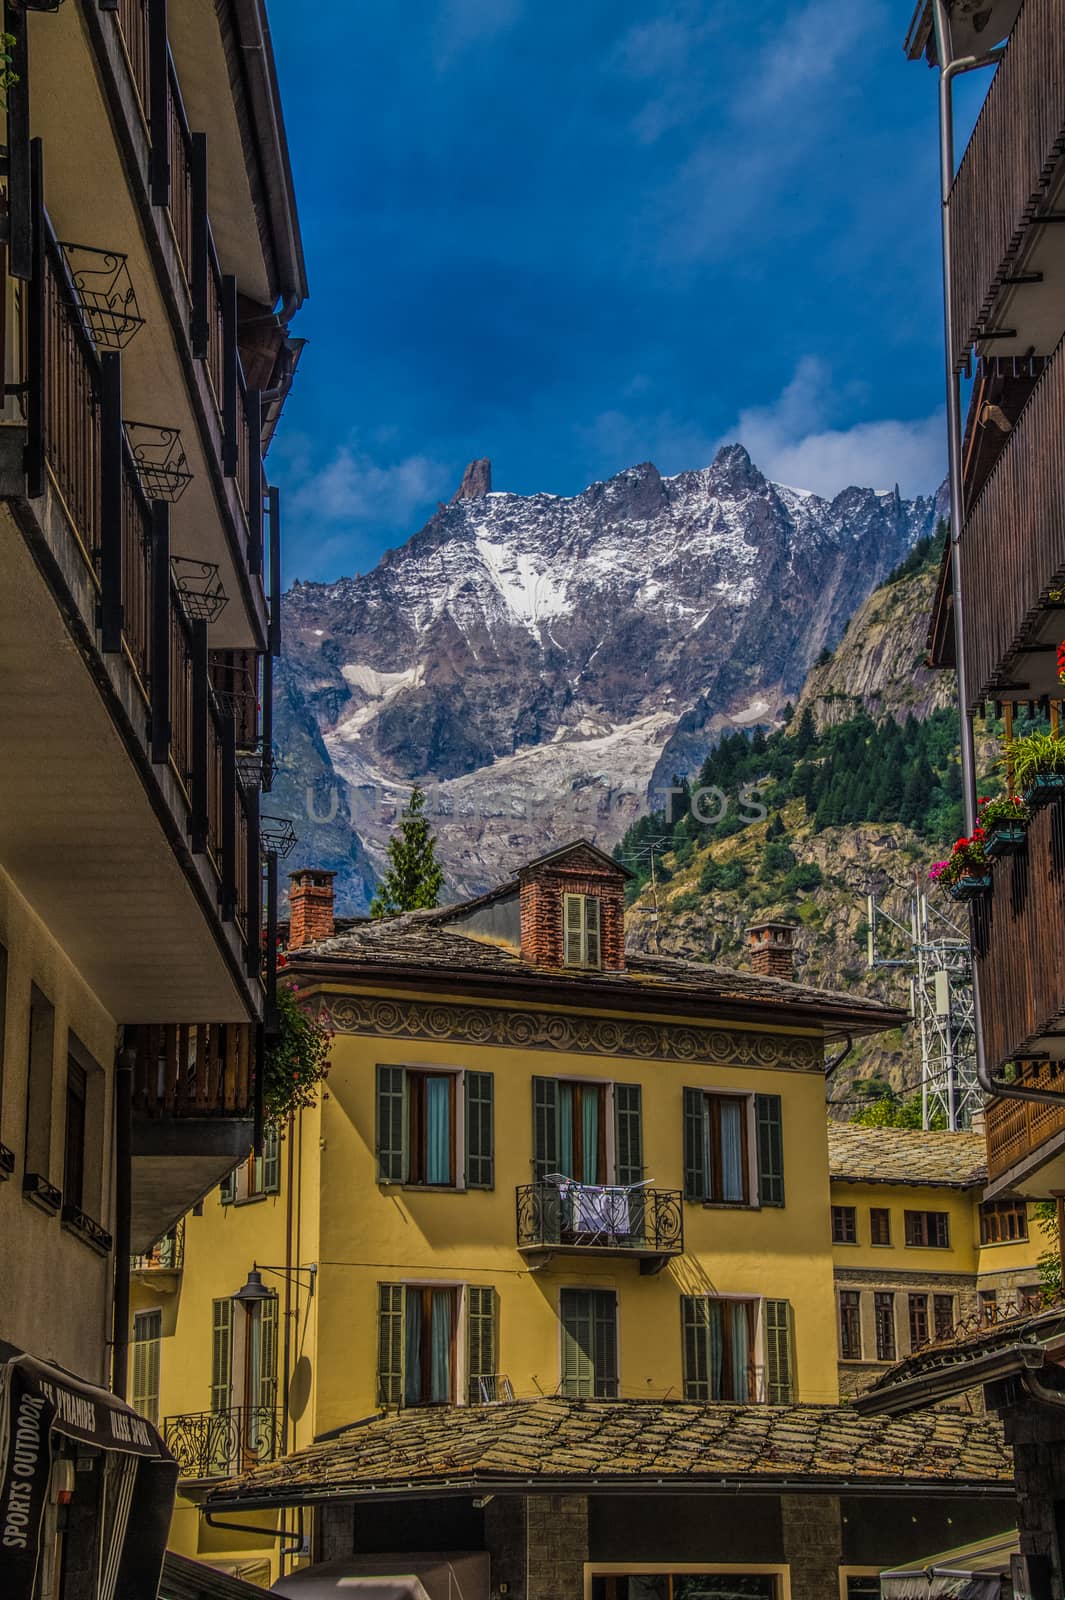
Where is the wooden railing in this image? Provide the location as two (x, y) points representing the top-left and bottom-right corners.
(973, 799), (1065, 1077)
(115, 0), (151, 125)
(959, 329), (1065, 707)
(131, 1022), (254, 1118)
(986, 1062), (1065, 1181)
(948, 0), (1065, 369)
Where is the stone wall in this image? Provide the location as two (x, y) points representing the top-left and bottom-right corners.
(781, 1495), (843, 1600)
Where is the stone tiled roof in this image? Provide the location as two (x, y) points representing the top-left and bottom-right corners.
(288, 910), (906, 1032)
(856, 1302), (1065, 1414)
(206, 1397), (1011, 1509)
(828, 1124), (987, 1188)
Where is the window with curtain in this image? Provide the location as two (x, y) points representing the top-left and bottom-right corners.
(375, 1283), (463, 1408)
(131, 1310), (162, 1425)
(532, 1077), (642, 1186)
(376, 1065), (494, 1189)
(680, 1297), (757, 1402)
(560, 1288), (618, 1398)
(684, 1090), (783, 1208)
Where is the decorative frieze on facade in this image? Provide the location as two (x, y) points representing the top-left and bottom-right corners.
(322, 993), (824, 1071)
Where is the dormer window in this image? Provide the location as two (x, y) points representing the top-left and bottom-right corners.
(564, 893), (601, 968)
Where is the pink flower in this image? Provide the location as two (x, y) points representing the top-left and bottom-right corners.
(928, 862), (948, 881)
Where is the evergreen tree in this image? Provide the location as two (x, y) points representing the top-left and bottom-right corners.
(370, 785), (445, 917)
(794, 707), (816, 754)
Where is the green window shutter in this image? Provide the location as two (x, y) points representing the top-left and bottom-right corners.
(532, 1076), (559, 1180)
(564, 894), (584, 966)
(377, 1284), (405, 1407)
(465, 1072), (495, 1189)
(258, 1294), (278, 1410)
(680, 1297), (710, 1402)
(614, 1084), (643, 1186)
(756, 1094), (785, 1207)
(132, 1310), (162, 1425)
(593, 1291), (618, 1398)
(683, 1087), (707, 1201)
(219, 1167), (236, 1205)
(584, 895), (601, 968)
(262, 1125), (281, 1194)
(561, 1289), (616, 1398)
(765, 1298), (794, 1403)
(376, 1065), (407, 1183)
(210, 1298), (232, 1413)
(466, 1286), (497, 1403)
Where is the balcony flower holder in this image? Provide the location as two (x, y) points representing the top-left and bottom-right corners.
(124, 421), (192, 503)
(171, 556), (227, 623)
(260, 814), (297, 858)
(979, 794), (1029, 859)
(1005, 731), (1065, 810)
(236, 748), (265, 791)
(58, 241), (143, 349)
(930, 829), (991, 902)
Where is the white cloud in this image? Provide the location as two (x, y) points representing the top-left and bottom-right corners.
(288, 439), (452, 530)
(433, 0), (523, 66)
(720, 357), (945, 497)
(745, 0), (872, 116)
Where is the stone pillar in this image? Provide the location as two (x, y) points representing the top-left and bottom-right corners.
(317, 1503), (355, 1562)
(485, 1496), (528, 1600)
(780, 1494), (842, 1600)
(526, 1494), (589, 1600)
(1004, 1404), (1065, 1595)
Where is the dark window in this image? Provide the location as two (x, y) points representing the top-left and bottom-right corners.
(219, 1168), (236, 1205)
(979, 1290), (998, 1327)
(63, 1058), (87, 1211)
(681, 1297), (757, 1401)
(24, 984), (55, 1180)
(560, 1288), (618, 1398)
(933, 1294), (954, 1340)
(980, 1199), (1028, 1244)
(846, 1581), (882, 1599)
(904, 1210), (950, 1248)
(831, 1205), (857, 1244)
(908, 1293), (929, 1351)
(1019, 1284), (1042, 1313)
(0, 941), (7, 1131)
(590, 1577), (778, 1600)
(839, 1290), (861, 1360)
(874, 1292), (896, 1361)
(870, 1207), (891, 1246)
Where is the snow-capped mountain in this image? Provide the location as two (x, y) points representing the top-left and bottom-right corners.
(274, 446), (945, 909)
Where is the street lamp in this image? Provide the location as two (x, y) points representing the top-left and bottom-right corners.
(233, 1263), (317, 1304)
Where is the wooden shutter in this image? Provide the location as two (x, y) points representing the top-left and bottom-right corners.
(262, 1124), (281, 1194)
(614, 1083), (643, 1186)
(584, 895), (601, 967)
(593, 1291), (618, 1398)
(564, 894), (584, 966)
(466, 1286), (497, 1403)
(765, 1299), (793, 1403)
(376, 1065), (407, 1182)
(465, 1072), (494, 1189)
(560, 1289), (594, 1397)
(532, 1076), (559, 1179)
(683, 1087), (707, 1200)
(377, 1284), (405, 1407)
(680, 1297), (710, 1401)
(132, 1310), (161, 1425)
(755, 1094), (785, 1206)
(210, 1298), (233, 1413)
(258, 1294), (278, 1410)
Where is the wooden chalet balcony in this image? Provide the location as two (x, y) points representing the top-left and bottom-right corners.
(959, 329), (1065, 707)
(516, 1182), (684, 1274)
(948, 0), (1065, 372)
(986, 1063), (1065, 1194)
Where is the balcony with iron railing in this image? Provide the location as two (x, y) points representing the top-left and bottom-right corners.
(947, 0), (1065, 372)
(516, 1182), (684, 1274)
(130, 1219), (185, 1274)
(164, 1406), (285, 1481)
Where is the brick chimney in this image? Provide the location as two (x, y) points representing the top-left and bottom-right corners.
(288, 869), (336, 950)
(748, 920), (796, 981)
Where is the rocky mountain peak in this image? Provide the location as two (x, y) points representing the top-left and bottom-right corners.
(451, 458), (492, 501)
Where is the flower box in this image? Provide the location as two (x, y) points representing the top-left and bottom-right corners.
(948, 875), (992, 902)
(985, 822), (1027, 858)
(1022, 772), (1065, 807)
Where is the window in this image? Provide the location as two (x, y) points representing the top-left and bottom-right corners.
(839, 1291), (862, 1360)
(590, 1573), (780, 1599)
(132, 1310), (162, 1425)
(219, 1168), (237, 1205)
(63, 1057), (87, 1213)
(376, 1065), (494, 1189)
(24, 983), (55, 1190)
(874, 1292), (896, 1361)
(904, 1210), (950, 1248)
(683, 1090), (783, 1207)
(980, 1199), (1028, 1244)
(933, 1294), (954, 1340)
(681, 1298), (755, 1402)
(377, 1284), (498, 1409)
(244, 1292), (278, 1414)
(249, 1125), (281, 1198)
(831, 1205), (857, 1244)
(908, 1294), (929, 1351)
(560, 1288), (618, 1398)
(563, 893), (601, 968)
(979, 1289), (998, 1327)
(870, 1207), (891, 1246)
(1019, 1284), (1042, 1313)
(211, 1298), (233, 1413)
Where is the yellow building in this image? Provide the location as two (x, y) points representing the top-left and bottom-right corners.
(828, 1124), (1049, 1396)
(0, 0), (304, 1592)
(145, 847), (1017, 1600)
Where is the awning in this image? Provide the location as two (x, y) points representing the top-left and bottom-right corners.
(270, 1552), (490, 1600)
(880, 1530), (1018, 1598)
(0, 1353), (178, 1600)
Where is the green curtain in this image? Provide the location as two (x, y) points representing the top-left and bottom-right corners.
(430, 1291), (452, 1404)
(730, 1301), (750, 1401)
(708, 1300), (724, 1398)
(425, 1078), (450, 1184)
(558, 1083), (574, 1177)
(581, 1089), (599, 1184)
(720, 1100), (745, 1202)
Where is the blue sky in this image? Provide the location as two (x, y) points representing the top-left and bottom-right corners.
(268, 0), (983, 585)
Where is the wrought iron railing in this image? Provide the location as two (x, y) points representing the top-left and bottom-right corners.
(130, 1218), (185, 1271)
(115, 0), (151, 124)
(164, 1406), (284, 1479)
(516, 1183), (684, 1257)
(131, 1022), (255, 1119)
(43, 227), (100, 554)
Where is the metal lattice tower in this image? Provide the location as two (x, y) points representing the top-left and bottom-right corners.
(865, 880), (978, 1130)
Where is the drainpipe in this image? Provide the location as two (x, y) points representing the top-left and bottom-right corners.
(111, 1033), (135, 1399)
(930, 4), (1065, 1108)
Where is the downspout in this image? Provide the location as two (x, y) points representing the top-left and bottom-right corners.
(111, 1034), (135, 1399)
(930, 4), (1064, 1108)
(1021, 1368), (1065, 1408)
